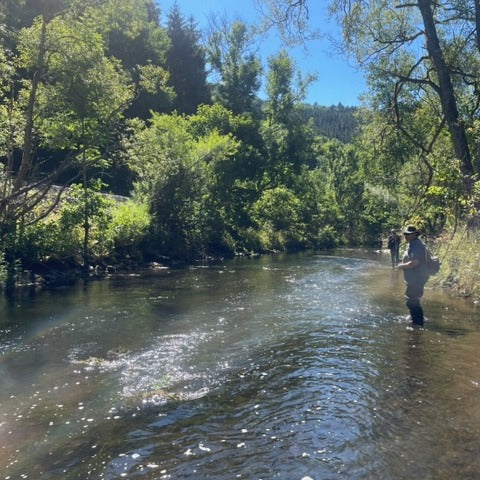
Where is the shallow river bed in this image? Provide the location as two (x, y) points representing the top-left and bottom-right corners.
(1, 251), (480, 479)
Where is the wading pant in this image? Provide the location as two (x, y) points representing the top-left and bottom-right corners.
(390, 248), (400, 267)
(405, 281), (426, 326)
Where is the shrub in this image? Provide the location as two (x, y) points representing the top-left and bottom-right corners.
(110, 200), (151, 250)
(435, 226), (480, 299)
(315, 225), (337, 249)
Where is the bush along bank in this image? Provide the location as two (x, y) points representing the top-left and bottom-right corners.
(432, 226), (480, 303)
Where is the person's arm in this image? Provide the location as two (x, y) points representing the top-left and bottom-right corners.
(397, 258), (420, 270)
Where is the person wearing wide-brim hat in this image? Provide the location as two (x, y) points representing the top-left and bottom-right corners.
(397, 225), (429, 326)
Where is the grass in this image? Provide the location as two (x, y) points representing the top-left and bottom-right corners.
(433, 226), (480, 302)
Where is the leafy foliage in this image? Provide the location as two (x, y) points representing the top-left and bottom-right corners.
(124, 110), (241, 258)
(6, 0), (480, 293)
(166, 4), (210, 114)
(207, 20), (262, 115)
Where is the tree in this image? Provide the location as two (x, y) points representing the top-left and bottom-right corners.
(250, 185), (303, 249)
(264, 50), (297, 124)
(415, 0), (473, 178)
(0, 3), (135, 291)
(166, 3), (210, 114)
(89, 0), (173, 118)
(338, 0), (478, 188)
(317, 139), (366, 241)
(188, 103), (265, 234)
(206, 19), (262, 115)
(261, 0), (479, 198)
(124, 111), (240, 258)
(261, 50), (317, 187)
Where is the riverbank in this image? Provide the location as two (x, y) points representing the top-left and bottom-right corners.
(432, 226), (480, 303)
(3, 229), (480, 305)
(0, 250), (240, 294)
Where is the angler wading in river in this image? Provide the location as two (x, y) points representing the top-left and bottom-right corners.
(396, 225), (430, 326)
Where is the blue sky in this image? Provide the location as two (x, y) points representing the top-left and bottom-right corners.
(157, 0), (367, 107)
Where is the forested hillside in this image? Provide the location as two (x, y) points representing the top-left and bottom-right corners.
(299, 104), (359, 143)
(1, 0), (480, 298)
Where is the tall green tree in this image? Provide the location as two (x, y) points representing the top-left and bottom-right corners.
(166, 3), (210, 114)
(0, 4), (135, 291)
(89, 0), (173, 118)
(207, 19), (262, 115)
(336, 0), (480, 195)
(261, 50), (317, 186)
(124, 111), (240, 258)
(261, 0), (480, 204)
(189, 103), (265, 235)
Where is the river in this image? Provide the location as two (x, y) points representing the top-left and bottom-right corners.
(1, 250), (480, 479)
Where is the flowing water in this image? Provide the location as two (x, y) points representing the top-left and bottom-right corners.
(1, 251), (480, 480)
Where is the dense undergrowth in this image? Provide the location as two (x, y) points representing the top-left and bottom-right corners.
(433, 227), (480, 303)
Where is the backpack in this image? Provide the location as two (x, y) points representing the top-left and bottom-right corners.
(425, 248), (441, 276)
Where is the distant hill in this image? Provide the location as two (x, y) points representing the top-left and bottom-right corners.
(299, 103), (359, 143)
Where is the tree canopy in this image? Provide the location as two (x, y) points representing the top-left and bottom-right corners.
(2, 0), (479, 293)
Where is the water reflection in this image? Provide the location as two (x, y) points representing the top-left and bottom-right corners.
(1, 252), (480, 479)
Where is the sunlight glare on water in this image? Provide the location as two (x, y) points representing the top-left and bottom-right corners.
(1, 251), (480, 479)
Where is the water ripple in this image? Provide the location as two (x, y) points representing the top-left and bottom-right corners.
(2, 253), (480, 480)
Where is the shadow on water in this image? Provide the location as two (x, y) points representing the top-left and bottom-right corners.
(2, 250), (480, 479)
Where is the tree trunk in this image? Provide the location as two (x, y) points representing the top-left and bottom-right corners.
(473, 0), (480, 172)
(417, 0), (474, 184)
(2, 16), (48, 295)
(14, 16), (47, 193)
(475, 0), (480, 55)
